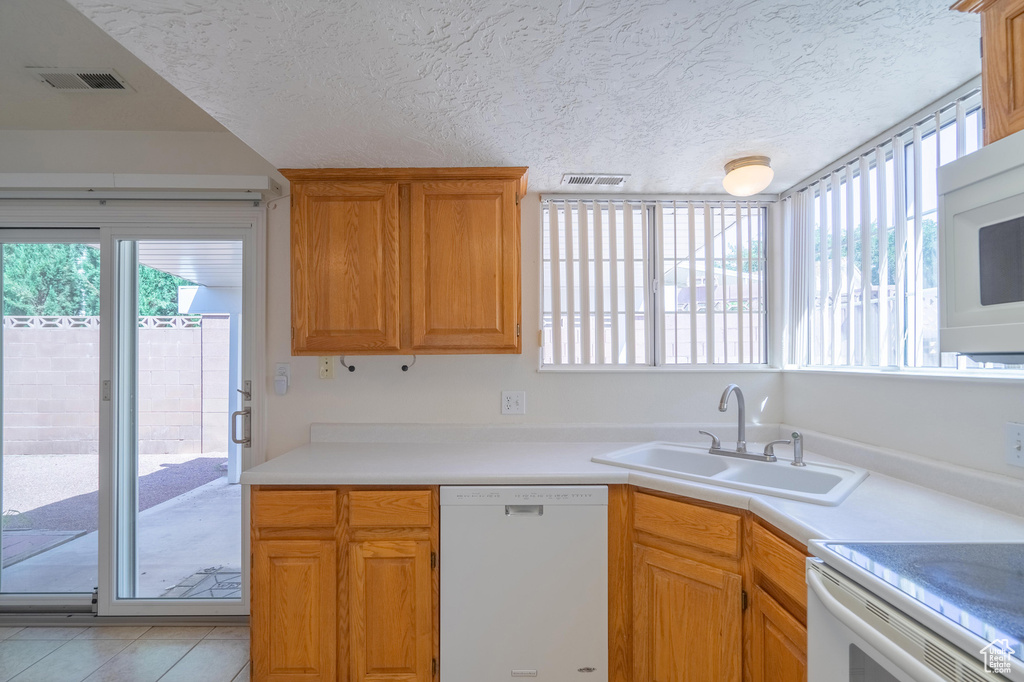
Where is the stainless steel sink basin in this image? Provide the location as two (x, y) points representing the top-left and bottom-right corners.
(592, 441), (867, 506)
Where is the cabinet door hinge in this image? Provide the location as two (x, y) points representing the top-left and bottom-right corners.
(741, 590), (748, 612)
(516, 323), (521, 338)
(431, 552), (437, 569)
(432, 658), (438, 677)
(515, 191), (520, 206)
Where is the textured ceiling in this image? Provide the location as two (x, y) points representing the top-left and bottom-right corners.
(0, 0), (224, 131)
(65, 0), (980, 194)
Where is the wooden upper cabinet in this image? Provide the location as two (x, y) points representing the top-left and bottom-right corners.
(290, 180), (401, 354)
(282, 168), (527, 355)
(953, 0), (1024, 143)
(410, 179), (521, 352)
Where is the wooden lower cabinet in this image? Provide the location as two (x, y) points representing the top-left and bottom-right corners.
(613, 487), (809, 682)
(348, 539), (434, 682)
(252, 539), (337, 681)
(750, 587), (807, 682)
(633, 544), (742, 682)
(251, 487), (437, 682)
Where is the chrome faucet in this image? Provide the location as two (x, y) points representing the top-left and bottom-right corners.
(698, 385), (778, 462)
(718, 384), (746, 453)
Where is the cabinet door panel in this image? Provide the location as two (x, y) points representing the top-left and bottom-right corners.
(750, 587), (807, 682)
(292, 181), (400, 353)
(410, 179), (520, 352)
(349, 539), (433, 682)
(252, 540), (336, 682)
(633, 544), (741, 682)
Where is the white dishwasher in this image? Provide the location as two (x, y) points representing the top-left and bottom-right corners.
(440, 485), (608, 682)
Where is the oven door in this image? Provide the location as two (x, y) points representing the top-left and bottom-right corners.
(807, 563), (947, 682)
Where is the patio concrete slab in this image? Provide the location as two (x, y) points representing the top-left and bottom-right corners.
(1, 477), (240, 597)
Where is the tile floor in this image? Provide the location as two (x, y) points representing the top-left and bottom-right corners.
(0, 625), (249, 681)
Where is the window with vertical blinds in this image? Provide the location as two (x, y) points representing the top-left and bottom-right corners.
(783, 86), (1005, 371)
(541, 199), (767, 368)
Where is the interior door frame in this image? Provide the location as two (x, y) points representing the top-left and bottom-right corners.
(0, 200), (266, 617)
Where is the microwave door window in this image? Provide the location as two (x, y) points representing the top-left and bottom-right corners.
(979, 217), (1024, 306)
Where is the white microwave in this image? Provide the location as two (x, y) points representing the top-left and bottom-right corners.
(939, 126), (1024, 359)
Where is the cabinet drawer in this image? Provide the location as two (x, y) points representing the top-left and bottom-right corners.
(349, 490), (432, 527)
(751, 523), (808, 610)
(252, 489), (338, 529)
(633, 491), (741, 558)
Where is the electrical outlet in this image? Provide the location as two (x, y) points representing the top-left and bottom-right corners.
(1006, 423), (1024, 467)
(319, 356), (335, 380)
(501, 391), (526, 415)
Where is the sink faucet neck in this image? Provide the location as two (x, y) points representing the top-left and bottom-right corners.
(718, 384), (746, 451)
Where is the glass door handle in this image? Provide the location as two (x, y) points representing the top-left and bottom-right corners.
(231, 407), (251, 447)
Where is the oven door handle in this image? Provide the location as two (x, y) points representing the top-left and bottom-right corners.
(807, 570), (946, 682)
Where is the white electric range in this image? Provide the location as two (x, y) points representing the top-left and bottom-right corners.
(808, 541), (1023, 682)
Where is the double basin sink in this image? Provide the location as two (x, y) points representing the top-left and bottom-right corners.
(592, 442), (867, 506)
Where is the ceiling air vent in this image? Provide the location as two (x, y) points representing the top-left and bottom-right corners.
(561, 173), (630, 187)
(27, 68), (132, 92)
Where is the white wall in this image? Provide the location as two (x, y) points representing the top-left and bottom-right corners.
(0, 130), (285, 181)
(5, 129), (1018, 482)
(262, 193), (784, 457)
(784, 371), (1024, 480)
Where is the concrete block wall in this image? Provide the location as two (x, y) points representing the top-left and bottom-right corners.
(3, 316), (228, 456)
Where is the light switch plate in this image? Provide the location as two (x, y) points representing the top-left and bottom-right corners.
(501, 391), (525, 415)
(1005, 422), (1024, 467)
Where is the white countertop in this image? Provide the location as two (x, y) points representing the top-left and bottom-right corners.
(242, 436), (1024, 547)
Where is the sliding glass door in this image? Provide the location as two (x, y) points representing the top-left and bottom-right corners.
(103, 230), (253, 616)
(0, 208), (261, 617)
(0, 233), (101, 609)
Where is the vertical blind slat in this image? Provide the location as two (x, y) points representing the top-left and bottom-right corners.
(593, 202), (605, 364)
(859, 155), (873, 367)
(548, 203), (562, 365)
(844, 164), (855, 366)
(749, 201), (757, 364)
(608, 203), (620, 365)
(875, 146), (890, 367)
(892, 134), (908, 368)
(687, 202), (698, 364)
(704, 202), (716, 364)
(623, 202), (636, 364)
(956, 100), (966, 159)
(910, 125), (923, 367)
(817, 182), (826, 366)
(829, 172), (842, 366)
(563, 202), (577, 364)
(735, 202), (745, 364)
(719, 203), (729, 363)
(577, 200), (591, 364)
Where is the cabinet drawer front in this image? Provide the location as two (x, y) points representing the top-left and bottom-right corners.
(349, 490), (433, 528)
(751, 524), (808, 610)
(252, 490), (337, 529)
(633, 491), (741, 558)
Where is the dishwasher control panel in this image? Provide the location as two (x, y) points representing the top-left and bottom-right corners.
(440, 485), (608, 506)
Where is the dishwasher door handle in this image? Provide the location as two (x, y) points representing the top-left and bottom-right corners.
(505, 505), (544, 517)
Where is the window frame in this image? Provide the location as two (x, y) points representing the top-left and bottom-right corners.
(538, 197), (771, 372)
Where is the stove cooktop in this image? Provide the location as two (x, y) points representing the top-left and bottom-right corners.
(821, 542), (1024, 661)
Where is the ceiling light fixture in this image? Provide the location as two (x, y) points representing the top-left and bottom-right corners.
(722, 156), (774, 197)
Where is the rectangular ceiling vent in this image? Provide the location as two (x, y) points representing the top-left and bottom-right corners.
(28, 68), (132, 92)
(561, 173), (630, 187)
